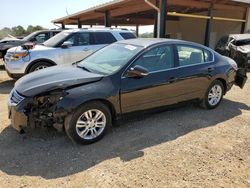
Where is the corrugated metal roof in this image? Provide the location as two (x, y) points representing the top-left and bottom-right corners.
(52, 0), (250, 24)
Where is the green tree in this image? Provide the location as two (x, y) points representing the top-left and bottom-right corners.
(0, 25), (46, 39)
(26, 25), (45, 34)
(11, 25), (26, 37)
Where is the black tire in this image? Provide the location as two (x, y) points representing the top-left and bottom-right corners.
(200, 80), (224, 109)
(29, 62), (52, 73)
(65, 101), (112, 145)
(1, 50), (7, 61)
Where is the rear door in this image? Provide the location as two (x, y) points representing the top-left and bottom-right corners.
(92, 32), (117, 48)
(174, 44), (215, 101)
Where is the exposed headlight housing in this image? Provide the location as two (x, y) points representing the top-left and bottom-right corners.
(10, 52), (28, 61)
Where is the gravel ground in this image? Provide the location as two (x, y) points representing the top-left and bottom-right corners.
(0, 60), (249, 188)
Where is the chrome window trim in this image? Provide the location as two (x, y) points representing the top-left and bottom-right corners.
(121, 43), (215, 79)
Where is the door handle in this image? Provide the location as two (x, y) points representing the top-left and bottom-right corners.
(207, 67), (214, 72)
(169, 77), (178, 83)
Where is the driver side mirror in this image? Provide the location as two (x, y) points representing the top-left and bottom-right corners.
(61, 41), (73, 48)
(126, 65), (149, 78)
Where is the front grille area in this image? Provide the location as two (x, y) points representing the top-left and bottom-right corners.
(10, 89), (25, 105)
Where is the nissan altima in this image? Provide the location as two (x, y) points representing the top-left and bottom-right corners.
(8, 38), (247, 144)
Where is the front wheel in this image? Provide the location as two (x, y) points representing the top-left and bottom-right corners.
(201, 80), (224, 109)
(29, 62), (52, 73)
(65, 101), (111, 145)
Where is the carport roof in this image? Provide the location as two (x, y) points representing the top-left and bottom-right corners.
(52, 0), (250, 26)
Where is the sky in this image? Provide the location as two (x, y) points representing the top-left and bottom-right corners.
(1, 0), (153, 33)
(0, 0), (115, 29)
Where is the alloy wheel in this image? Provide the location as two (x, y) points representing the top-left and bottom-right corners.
(34, 65), (48, 71)
(75, 109), (106, 140)
(208, 84), (223, 106)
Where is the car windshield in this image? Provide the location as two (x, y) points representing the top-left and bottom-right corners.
(43, 32), (71, 47)
(78, 43), (143, 75)
(22, 31), (40, 41)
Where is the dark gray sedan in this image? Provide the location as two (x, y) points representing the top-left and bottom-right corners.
(8, 38), (247, 144)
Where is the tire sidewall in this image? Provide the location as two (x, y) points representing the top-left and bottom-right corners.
(65, 102), (111, 145)
(203, 80), (224, 109)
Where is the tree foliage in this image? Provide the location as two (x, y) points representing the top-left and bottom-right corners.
(139, 32), (154, 38)
(0, 25), (46, 39)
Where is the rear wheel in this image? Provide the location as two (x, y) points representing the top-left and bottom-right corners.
(29, 62), (52, 73)
(201, 80), (224, 109)
(65, 101), (111, 145)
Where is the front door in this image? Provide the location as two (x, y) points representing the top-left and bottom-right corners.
(59, 32), (102, 65)
(120, 45), (180, 113)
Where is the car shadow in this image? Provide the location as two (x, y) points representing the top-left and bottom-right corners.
(0, 80), (15, 94)
(0, 99), (249, 179)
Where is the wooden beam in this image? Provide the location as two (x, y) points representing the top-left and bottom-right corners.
(204, 1), (215, 47)
(159, 0), (167, 38)
(104, 10), (111, 27)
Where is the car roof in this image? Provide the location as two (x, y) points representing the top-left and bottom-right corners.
(117, 38), (208, 49)
(63, 28), (133, 33)
(229, 33), (250, 41)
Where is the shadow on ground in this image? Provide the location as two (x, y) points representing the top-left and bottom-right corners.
(0, 65), (5, 70)
(0, 99), (249, 179)
(0, 80), (15, 94)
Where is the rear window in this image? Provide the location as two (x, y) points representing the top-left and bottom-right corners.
(120, 32), (136, 39)
(93, 32), (117, 44)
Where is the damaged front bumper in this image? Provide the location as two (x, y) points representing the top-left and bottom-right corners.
(8, 102), (28, 132)
(8, 89), (69, 133)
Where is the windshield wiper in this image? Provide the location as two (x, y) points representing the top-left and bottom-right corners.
(76, 65), (91, 72)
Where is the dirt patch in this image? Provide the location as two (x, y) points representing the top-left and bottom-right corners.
(0, 60), (249, 187)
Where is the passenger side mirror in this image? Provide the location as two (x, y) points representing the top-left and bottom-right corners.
(61, 41), (73, 48)
(126, 65), (149, 78)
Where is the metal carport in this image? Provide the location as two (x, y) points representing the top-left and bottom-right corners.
(52, 0), (250, 47)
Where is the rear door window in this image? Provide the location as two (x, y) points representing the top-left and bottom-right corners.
(93, 32), (117, 44)
(177, 45), (212, 66)
(120, 32), (136, 39)
(65, 33), (92, 46)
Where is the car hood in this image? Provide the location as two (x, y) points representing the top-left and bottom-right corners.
(0, 38), (19, 43)
(15, 65), (104, 97)
(8, 44), (50, 53)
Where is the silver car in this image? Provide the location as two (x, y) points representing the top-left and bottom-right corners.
(4, 28), (136, 78)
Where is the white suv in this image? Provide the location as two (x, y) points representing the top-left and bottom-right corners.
(4, 28), (136, 78)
